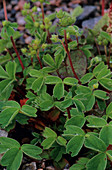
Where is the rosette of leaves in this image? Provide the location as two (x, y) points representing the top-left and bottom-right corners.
(0, 137), (42, 170)
(29, 66), (83, 112)
(76, 62), (111, 111)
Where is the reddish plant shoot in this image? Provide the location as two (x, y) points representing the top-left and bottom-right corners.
(102, 0), (105, 16)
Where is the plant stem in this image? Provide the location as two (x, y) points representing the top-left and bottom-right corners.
(47, 30), (52, 44)
(37, 50), (43, 69)
(102, 0), (105, 16)
(6, 48), (14, 60)
(62, 30), (81, 84)
(104, 45), (109, 66)
(66, 107), (71, 119)
(3, 0), (8, 21)
(10, 36), (24, 70)
(56, 70), (61, 78)
(76, 35), (79, 49)
(3, 0), (24, 71)
(31, 15), (35, 22)
(94, 38), (101, 55)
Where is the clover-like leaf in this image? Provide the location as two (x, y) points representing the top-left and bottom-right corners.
(21, 144), (42, 160)
(85, 134), (107, 152)
(1, 148), (23, 170)
(67, 135), (85, 157)
(86, 153), (107, 170)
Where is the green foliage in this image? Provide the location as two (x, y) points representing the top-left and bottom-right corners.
(0, 1), (112, 170)
(0, 137), (42, 170)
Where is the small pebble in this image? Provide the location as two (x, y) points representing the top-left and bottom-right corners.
(17, 16), (26, 26)
(7, 4), (12, 11)
(25, 37), (33, 44)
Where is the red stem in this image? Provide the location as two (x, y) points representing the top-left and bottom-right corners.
(6, 48), (14, 60)
(102, 0), (105, 16)
(31, 57), (33, 66)
(10, 36), (24, 70)
(3, 0), (8, 21)
(37, 50), (43, 69)
(3, 0), (24, 71)
(76, 36), (79, 49)
(56, 70), (61, 78)
(63, 30), (81, 84)
(66, 107), (71, 119)
(31, 16), (35, 22)
(47, 30), (52, 44)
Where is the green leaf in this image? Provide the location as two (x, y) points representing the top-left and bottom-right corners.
(1, 148), (23, 170)
(0, 65), (9, 79)
(75, 85), (92, 95)
(0, 53), (11, 65)
(21, 105), (37, 117)
(29, 69), (43, 77)
(71, 5), (83, 17)
(32, 77), (44, 92)
(63, 77), (78, 86)
(21, 144), (42, 160)
(60, 98), (72, 109)
(96, 66), (111, 80)
(85, 134), (107, 152)
(76, 93), (95, 111)
(106, 150), (112, 161)
(43, 127), (57, 138)
(100, 31), (111, 42)
(41, 137), (56, 149)
(0, 137), (20, 149)
(56, 136), (67, 146)
(73, 98), (85, 112)
(63, 125), (85, 139)
(5, 61), (16, 79)
(93, 62), (105, 77)
(99, 78), (112, 91)
(0, 108), (19, 128)
(39, 100), (54, 111)
(43, 54), (55, 67)
(50, 147), (66, 162)
(99, 125), (112, 146)
(4, 100), (20, 109)
(82, 49), (91, 58)
(86, 116), (107, 128)
(80, 73), (93, 84)
(53, 83), (64, 100)
(93, 90), (109, 100)
(55, 54), (63, 69)
(106, 102), (112, 119)
(0, 79), (13, 94)
(45, 76), (62, 84)
(6, 26), (15, 37)
(96, 98), (106, 111)
(70, 157), (89, 170)
(86, 153), (107, 170)
(0, 145), (10, 154)
(65, 115), (85, 128)
(15, 114), (28, 125)
(67, 135), (85, 157)
(9, 22), (18, 28)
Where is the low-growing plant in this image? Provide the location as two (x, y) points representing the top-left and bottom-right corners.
(0, 0), (112, 169)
